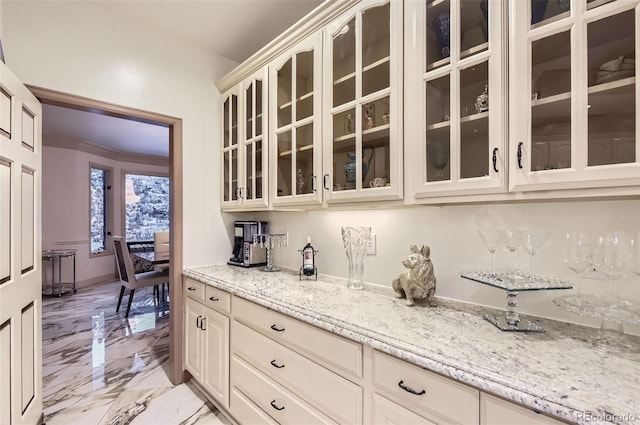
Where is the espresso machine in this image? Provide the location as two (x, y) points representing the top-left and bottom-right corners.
(228, 221), (267, 267)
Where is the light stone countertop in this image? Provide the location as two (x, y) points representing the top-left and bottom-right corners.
(183, 264), (640, 425)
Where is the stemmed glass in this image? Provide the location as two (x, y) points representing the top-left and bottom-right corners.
(519, 230), (550, 283)
(631, 232), (640, 278)
(501, 230), (521, 279)
(479, 230), (502, 278)
(596, 231), (631, 307)
(564, 231), (592, 295)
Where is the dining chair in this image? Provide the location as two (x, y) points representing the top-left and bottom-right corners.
(153, 231), (170, 271)
(113, 236), (169, 317)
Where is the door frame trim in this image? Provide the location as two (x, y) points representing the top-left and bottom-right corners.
(26, 85), (184, 385)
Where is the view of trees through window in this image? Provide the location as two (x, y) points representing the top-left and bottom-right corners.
(125, 174), (170, 242)
(90, 167), (107, 254)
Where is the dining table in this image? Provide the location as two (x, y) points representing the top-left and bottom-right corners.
(132, 250), (170, 267)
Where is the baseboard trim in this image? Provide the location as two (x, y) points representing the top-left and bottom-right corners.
(76, 274), (117, 289)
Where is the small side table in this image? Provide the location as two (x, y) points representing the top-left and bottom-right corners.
(42, 249), (77, 296)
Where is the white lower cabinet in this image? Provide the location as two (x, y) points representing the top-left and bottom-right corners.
(229, 296), (363, 424)
(373, 393), (438, 425)
(183, 278), (230, 409)
(480, 393), (566, 425)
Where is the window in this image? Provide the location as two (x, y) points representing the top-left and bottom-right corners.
(124, 173), (169, 242)
(90, 166), (109, 254)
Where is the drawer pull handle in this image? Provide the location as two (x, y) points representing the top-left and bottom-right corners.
(270, 400), (285, 411)
(398, 380), (426, 396)
(270, 324), (285, 332)
(209, 296), (219, 302)
(187, 287), (196, 291)
(270, 359), (285, 369)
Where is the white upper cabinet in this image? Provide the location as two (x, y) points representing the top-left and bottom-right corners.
(509, 0), (640, 192)
(270, 32), (323, 207)
(323, 0), (404, 203)
(406, 0), (507, 199)
(221, 68), (269, 210)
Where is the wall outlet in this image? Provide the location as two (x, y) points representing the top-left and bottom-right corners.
(367, 234), (376, 255)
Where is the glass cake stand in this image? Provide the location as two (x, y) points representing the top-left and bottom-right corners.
(461, 270), (573, 332)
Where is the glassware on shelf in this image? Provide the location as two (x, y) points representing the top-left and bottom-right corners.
(596, 231), (631, 307)
(478, 230), (502, 277)
(341, 227), (372, 290)
(253, 232), (288, 272)
(519, 230), (550, 283)
(427, 140), (449, 178)
(461, 270), (573, 332)
(363, 103), (375, 129)
(501, 230), (522, 278)
(632, 232), (640, 277)
(563, 231), (592, 295)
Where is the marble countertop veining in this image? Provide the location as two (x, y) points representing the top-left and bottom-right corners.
(183, 264), (640, 425)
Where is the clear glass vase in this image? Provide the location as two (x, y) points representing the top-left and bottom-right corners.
(341, 227), (371, 290)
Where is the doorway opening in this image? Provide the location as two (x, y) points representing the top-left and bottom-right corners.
(28, 85), (184, 385)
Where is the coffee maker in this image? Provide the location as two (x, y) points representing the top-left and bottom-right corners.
(228, 220), (267, 267)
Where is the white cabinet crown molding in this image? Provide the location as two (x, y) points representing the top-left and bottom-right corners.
(215, 0), (361, 93)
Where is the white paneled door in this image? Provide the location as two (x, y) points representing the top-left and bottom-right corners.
(0, 60), (43, 424)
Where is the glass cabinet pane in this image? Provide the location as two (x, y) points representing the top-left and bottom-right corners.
(296, 124), (314, 195)
(223, 98), (230, 148)
(296, 51), (314, 121)
(426, 0), (451, 70)
(231, 95), (238, 146)
(245, 144), (254, 199)
(277, 131), (292, 197)
(245, 84), (253, 139)
(587, 9), (635, 166)
(231, 149), (238, 200)
(425, 75), (450, 182)
(531, 0), (570, 27)
(460, 0), (489, 59)
(278, 59), (292, 127)
(333, 18), (356, 107)
(460, 62), (489, 178)
(333, 108), (356, 191)
(223, 151), (230, 201)
(255, 139), (263, 199)
(531, 31), (571, 171)
(256, 80), (263, 137)
(362, 4), (390, 97)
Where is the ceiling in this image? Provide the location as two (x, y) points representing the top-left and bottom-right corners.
(42, 0), (324, 159)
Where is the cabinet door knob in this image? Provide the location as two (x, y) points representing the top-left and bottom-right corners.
(270, 324), (285, 332)
(270, 400), (285, 411)
(209, 296), (219, 302)
(200, 317), (206, 330)
(187, 287), (196, 291)
(270, 359), (285, 369)
(196, 315), (201, 328)
(323, 173), (330, 190)
(311, 174), (317, 192)
(398, 380), (426, 396)
(517, 142), (524, 169)
(492, 147), (499, 173)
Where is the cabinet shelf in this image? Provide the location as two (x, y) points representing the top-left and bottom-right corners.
(278, 144), (314, 158)
(334, 72), (355, 86)
(363, 56), (390, 73)
(461, 111), (489, 123)
(427, 56), (451, 71)
(278, 91), (314, 110)
(588, 76), (635, 95)
(426, 120), (450, 131)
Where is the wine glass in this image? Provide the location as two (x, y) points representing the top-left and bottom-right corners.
(519, 230), (550, 283)
(427, 140), (449, 178)
(631, 232), (640, 277)
(564, 231), (592, 295)
(596, 231), (631, 307)
(501, 230), (521, 279)
(479, 230), (502, 278)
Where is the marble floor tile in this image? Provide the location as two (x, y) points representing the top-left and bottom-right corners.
(43, 280), (232, 425)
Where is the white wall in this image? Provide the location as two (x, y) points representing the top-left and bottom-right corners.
(1, 1), (238, 268)
(41, 145), (168, 287)
(229, 198), (640, 335)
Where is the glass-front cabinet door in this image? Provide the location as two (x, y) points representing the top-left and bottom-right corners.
(323, 0), (403, 203)
(269, 32), (323, 206)
(406, 0), (506, 199)
(221, 86), (241, 209)
(220, 69), (269, 210)
(509, 0), (640, 191)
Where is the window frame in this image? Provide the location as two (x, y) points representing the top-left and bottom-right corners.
(89, 163), (113, 258)
(121, 169), (170, 243)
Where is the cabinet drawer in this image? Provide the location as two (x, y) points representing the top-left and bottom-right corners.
(204, 285), (230, 315)
(230, 386), (278, 425)
(373, 393), (438, 425)
(373, 351), (479, 425)
(233, 296), (362, 379)
(233, 320), (362, 425)
(184, 277), (205, 302)
(480, 393), (566, 425)
(231, 355), (338, 425)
